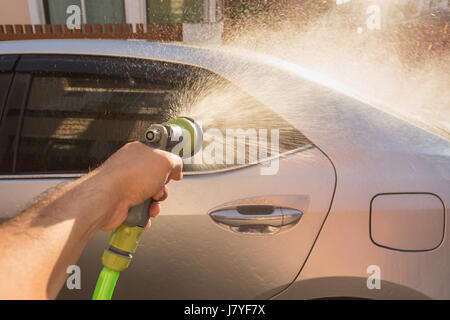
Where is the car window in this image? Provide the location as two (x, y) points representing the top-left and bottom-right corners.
(0, 82), (18, 174)
(0, 55), (19, 175)
(15, 73), (173, 173)
(0, 55), (18, 113)
(0, 54), (310, 175)
(0, 73), (13, 115)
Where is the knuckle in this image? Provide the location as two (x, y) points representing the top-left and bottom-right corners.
(123, 141), (140, 151)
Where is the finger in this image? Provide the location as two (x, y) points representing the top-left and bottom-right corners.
(144, 218), (152, 230)
(170, 168), (183, 181)
(152, 186), (168, 202)
(152, 188), (164, 200)
(148, 201), (161, 218)
(167, 153), (183, 181)
(159, 185), (168, 202)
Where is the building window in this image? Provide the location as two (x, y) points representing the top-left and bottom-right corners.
(85, 0), (126, 24)
(44, 0), (126, 25)
(39, 0), (221, 26)
(146, 0), (203, 23)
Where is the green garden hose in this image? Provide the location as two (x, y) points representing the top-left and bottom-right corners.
(92, 267), (120, 300)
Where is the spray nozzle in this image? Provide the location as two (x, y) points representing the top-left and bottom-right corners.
(145, 116), (203, 158)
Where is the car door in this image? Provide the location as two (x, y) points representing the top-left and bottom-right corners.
(0, 53), (336, 299)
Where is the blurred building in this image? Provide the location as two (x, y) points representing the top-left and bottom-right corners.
(222, 0), (333, 30)
(1, 0), (448, 44)
(332, 0), (449, 63)
(0, 0), (224, 43)
(333, 0), (450, 31)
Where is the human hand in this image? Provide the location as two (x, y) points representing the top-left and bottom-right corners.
(94, 142), (183, 231)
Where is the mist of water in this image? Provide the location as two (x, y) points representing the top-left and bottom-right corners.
(160, 3), (449, 170)
(222, 5), (449, 136)
(174, 3), (449, 141)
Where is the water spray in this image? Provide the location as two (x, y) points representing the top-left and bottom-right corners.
(92, 117), (202, 300)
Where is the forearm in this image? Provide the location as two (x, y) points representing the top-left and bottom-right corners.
(0, 170), (121, 299)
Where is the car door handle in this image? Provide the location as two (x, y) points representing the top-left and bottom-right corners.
(209, 205), (302, 235)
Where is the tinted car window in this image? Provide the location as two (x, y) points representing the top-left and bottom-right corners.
(16, 74), (172, 173)
(0, 55), (310, 175)
(0, 55), (19, 175)
(0, 73), (14, 116)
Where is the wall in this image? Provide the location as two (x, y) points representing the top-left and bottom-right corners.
(0, 0), (31, 25)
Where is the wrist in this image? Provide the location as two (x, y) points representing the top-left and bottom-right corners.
(70, 169), (123, 233)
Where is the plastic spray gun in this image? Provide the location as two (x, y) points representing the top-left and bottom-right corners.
(92, 117), (202, 300)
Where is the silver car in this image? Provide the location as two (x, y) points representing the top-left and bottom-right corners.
(0, 39), (448, 300)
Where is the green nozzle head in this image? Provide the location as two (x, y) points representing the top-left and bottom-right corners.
(146, 117), (202, 158)
(166, 117), (202, 158)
